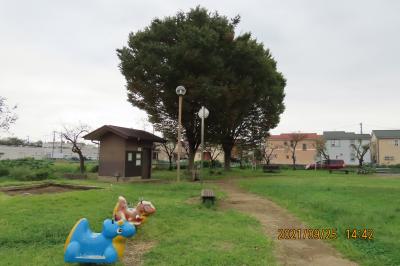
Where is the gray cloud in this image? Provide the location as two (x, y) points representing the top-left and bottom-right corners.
(1, 0), (399, 140)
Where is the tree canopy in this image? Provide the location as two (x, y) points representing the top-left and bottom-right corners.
(117, 6), (285, 170)
(0, 96), (17, 133)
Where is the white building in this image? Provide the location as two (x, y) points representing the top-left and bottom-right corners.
(0, 142), (99, 160)
(323, 131), (371, 165)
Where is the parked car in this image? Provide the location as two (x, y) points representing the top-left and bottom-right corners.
(305, 160), (345, 170)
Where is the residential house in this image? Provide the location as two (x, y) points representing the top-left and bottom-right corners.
(267, 133), (319, 165)
(371, 130), (400, 165)
(323, 131), (371, 165)
(155, 143), (224, 163)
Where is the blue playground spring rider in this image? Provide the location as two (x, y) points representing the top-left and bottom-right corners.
(64, 218), (136, 264)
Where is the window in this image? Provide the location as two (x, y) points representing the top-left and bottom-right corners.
(136, 152), (141, 166)
(350, 153), (355, 162)
(290, 141), (294, 147)
(331, 140), (340, 147)
(283, 141), (288, 146)
(127, 152), (133, 162)
(302, 143), (307, 151)
(152, 152), (158, 160)
(286, 155), (289, 159)
(395, 140), (399, 147)
(350, 139), (355, 145)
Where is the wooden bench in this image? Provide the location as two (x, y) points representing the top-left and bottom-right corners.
(329, 169), (349, 174)
(262, 164), (280, 173)
(201, 189), (215, 204)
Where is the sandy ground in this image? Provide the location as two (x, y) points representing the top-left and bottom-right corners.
(2, 184), (98, 195)
(122, 240), (156, 266)
(216, 180), (358, 266)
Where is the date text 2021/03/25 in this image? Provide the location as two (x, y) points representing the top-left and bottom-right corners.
(277, 228), (374, 240)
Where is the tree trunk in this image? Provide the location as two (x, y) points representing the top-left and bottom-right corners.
(358, 158), (363, 168)
(222, 143), (233, 171)
(168, 156), (173, 171)
(292, 154), (296, 170)
(78, 152), (85, 173)
(188, 148), (196, 173)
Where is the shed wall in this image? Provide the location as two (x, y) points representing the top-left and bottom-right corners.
(99, 133), (125, 177)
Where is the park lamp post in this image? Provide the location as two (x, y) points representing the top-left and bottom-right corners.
(198, 106), (209, 181)
(176, 85), (186, 182)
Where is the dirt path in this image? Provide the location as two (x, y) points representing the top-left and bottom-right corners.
(216, 180), (357, 266)
(122, 240), (156, 266)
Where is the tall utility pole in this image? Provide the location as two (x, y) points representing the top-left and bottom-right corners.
(60, 132), (63, 153)
(360, 122), (363, 134)
(51, 131), (55, 159)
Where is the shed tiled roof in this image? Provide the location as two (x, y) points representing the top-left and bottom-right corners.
(372, 130), (400, 139)
(323, 131), (370, 140)
(83, 125), (166, 143)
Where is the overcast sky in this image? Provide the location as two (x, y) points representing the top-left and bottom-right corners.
(1, 0), (399, 141)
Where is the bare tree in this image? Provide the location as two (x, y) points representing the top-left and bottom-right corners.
(62, 124), (90, 173)
(182, 140), (190, 160)
(0, 97), (17, 132)
(316, 137), (330, 161)
(287, 133), (307, 170)
(351, 140), (370, 168)
(160, 140), (177, 170)
(261, 142), (278, 165)
(205, 143), (223, 168)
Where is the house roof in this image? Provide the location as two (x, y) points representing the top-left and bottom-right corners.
(323, 131), (370, 140)
(83, 125), (166, 143)
(268, 133), (320, 140)
(372, 130), (400, 139)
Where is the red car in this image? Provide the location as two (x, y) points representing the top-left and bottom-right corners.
(305, 160), (345, 170)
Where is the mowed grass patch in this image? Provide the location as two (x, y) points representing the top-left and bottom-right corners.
(238, 170), (400, 266)
(0, 180), (275, 266)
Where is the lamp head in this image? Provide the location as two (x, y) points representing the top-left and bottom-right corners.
(176, 86), (186, 96)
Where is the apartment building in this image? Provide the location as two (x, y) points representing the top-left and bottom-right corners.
(267, 133), (319, 165)
(323, 131), (371, 165)
(371, 130), (400, 165)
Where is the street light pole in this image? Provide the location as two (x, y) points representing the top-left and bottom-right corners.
(176, 86), (186, 182)
(198, 106), (209, 181)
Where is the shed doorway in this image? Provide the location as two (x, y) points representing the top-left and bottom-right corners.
(125, 151), (142, 177)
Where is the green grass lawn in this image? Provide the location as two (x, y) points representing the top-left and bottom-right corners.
(238, 170), (400, 266)
(0, 179), (275, 266)
(3, 159), (399, 266)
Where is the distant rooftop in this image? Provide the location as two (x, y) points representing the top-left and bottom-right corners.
(269, 133), (320, 140)
(372, 130), (400, 139)
(323, 131), (370, 140)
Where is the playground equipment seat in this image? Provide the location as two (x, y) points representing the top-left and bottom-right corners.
(64, 218), (136, 264)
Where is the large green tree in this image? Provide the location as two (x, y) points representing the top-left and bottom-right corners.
(117, 7), (285, 170)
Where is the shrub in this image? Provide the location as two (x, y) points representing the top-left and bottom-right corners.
(10, 167), (50, 181)
(34, 169), (50, 180)
(0, 158), (53, 170)
(195, 160), (222, 168)
(90, 164), (99, 173)
(0, 167), (9, 177)
(10, 167), (34, 181)
(76, 164), (87, 173)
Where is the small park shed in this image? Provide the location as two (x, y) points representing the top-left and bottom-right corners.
(84, 125), (165, 179)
